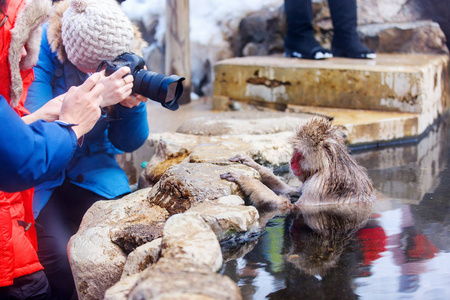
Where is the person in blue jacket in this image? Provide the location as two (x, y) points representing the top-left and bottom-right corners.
(25, 0), (150, 298)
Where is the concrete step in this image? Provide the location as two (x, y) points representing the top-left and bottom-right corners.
(213, 53), (449, 140)
(286, 105), (419, 147)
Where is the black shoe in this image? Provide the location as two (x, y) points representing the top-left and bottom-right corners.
(327, 0), (376, 59)
(284, 45), (333, 60)
(332, 45), (376, 59)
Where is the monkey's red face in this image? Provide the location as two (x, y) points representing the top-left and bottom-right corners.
(290, 150), (303, 177)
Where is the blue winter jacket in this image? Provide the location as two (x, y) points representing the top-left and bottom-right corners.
(0, 96), (77, 192)
(25, 25), (150, 217)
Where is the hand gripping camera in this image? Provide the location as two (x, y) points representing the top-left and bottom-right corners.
(98, 53), (185, 111)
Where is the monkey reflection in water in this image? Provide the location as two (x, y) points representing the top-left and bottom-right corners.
(220, 116), (376, 282)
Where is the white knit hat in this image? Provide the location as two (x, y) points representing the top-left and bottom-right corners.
(61, 0), (134, 71)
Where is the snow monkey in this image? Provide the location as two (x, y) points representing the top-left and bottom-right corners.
(220, 116), (374, 211)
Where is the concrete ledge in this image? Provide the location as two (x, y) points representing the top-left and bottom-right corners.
(287, 105), (419, 146)
(213, 54), (449, 117)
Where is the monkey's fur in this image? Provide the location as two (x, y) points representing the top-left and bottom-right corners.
(220, 117), (374, 211)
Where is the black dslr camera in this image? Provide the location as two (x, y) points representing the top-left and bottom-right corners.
(98, 52), (185, 111)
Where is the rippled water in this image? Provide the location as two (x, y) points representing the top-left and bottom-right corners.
(220, 118), (450, 300)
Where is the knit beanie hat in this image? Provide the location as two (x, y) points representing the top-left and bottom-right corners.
(61, 0), (134, 71)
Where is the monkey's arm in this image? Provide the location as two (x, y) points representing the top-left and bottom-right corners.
(220, 171), (293, 211)
(229, 155), (295, 195)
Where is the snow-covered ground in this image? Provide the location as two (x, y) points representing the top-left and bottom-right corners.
(121, 0), (283, 96)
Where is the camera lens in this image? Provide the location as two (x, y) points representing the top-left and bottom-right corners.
(165, 81), (179, 103)
(134, 69), (184, 111)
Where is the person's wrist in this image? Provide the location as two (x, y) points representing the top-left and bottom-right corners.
(56, 120), (83, 146)
(21, 113), (37, 125)
(55, 120), (79, 133)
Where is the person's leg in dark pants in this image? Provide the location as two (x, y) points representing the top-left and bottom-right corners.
(6, 270), (51, 300)
(284, 0), (332, 59)
(35, 180), (110, 300)
(328, 0), (375, 58)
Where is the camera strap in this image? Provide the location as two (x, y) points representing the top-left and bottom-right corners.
(96, 60), (115, 73)
(63, 61), (87, 90)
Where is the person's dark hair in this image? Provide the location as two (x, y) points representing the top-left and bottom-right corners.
(0, 0), (6, 9)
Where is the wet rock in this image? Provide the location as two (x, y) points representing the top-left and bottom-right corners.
(69, 226), (127, 300)
(141, 133), (247, 188)
(110, 206), (168, 253)
(77, 188), (153, 229)
(227, 132), (295, 166)
(148, 163), (260, 215)
(222, 237), (260, 262)
(213, 195), (246, 206)
(360, 21), (449, 54)
(128, 267), (242, 300)
(185, 203), (261, 241)
(142, 135), (192, 185)
(160, 213), (223, 272)
(104, 272), (142, 300)
(121, 238), (162, 279)
(69, 189), (153, 300)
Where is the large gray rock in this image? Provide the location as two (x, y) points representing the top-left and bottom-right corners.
(121, 238), (162, 279)
(76, 188), (154, 229)
(360, 21), (449, 54)
(357, 0), (423, 25)
(141, 135), (194, 186)
(148, 163), (260, 215)
(69, 188), (155, 300)
(128, 267), (243, 300)
(69, 226), (126, 300)
(186, 141), (253, 165)
(104, 272), (143, 300)
(160, 213), (223, 272)
(104, 195), (261, 300)
(109, 206), (168, 253)
(185, 203), (260, 241)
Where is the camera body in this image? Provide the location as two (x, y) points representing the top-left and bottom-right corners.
(100, 52), (184, 111)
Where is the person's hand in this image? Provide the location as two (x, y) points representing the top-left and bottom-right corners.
(22, 94), (64, 124)
(119, 93), (148, 108)
(98, 67), (134, 107)
(59, 72), (104, 138)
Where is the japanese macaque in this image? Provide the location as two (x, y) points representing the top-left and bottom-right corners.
(220, 117), (374, 211)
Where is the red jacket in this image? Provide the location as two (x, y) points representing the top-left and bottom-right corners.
(0, 0), (51, 287)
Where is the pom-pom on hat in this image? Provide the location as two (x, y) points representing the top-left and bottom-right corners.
(61, 0), (134, 71)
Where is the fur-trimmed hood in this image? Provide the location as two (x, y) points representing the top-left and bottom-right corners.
(9, 0), (52, 107)
(47, 0), (146, 66)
